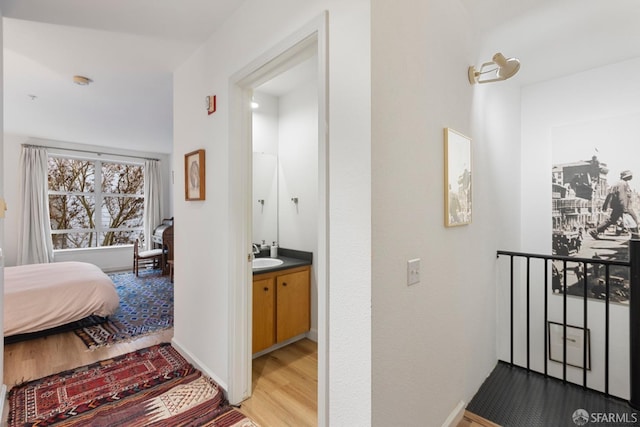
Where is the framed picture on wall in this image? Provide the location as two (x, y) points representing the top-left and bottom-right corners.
(444, 128), (472, 227)
(185, 149), (206, 201)
(548, 321), (591, 370)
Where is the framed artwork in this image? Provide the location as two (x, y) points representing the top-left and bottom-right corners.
(444, 128), (472, 227)
(548, 321), (591, 370)
(185, 149), (205, 201)
(550, 115), (640, 305)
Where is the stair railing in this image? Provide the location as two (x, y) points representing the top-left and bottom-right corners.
(497, 239), (640, 408)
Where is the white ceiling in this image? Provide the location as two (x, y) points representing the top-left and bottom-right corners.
(463, 0), (640, 85)
(2, 0), (640, 154)
(1, 0), (244, 153)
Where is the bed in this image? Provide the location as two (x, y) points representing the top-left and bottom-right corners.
(4, 261), (120, 337)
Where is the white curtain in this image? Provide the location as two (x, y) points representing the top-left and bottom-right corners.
(143, 160), (163, 251)
(17, 146), (54, 265)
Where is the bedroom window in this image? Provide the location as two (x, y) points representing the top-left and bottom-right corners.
(48, 155), (145, 249)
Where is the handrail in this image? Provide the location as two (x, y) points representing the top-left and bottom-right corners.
(496, 245), (637, 404)
(497, 249), (630, 267)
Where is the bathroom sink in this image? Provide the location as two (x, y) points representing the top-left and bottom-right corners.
(252, 258), (284, 269)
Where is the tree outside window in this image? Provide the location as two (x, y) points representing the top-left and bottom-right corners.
(48, 155), (144, 249)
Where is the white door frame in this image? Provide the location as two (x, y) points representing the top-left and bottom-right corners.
(227, 13), (329, 426)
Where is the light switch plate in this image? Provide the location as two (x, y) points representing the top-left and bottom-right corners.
(407, 258), (420, 286)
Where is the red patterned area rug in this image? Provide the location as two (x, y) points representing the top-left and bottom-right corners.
(7, 343), (260, 427)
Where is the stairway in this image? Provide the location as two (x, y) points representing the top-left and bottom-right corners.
(463, 361), (636, 426)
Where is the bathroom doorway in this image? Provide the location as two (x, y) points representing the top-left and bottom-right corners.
(228, 15), (328, 426)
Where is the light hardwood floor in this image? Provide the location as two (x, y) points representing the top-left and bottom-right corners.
(239, 339), (318, 427)
(457, 410), (501, 427)
(3, 329), (174, 388)
(3, 330), (318, 427)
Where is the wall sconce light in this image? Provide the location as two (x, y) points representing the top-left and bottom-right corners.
(468, 52), (520, 84)
(73, 75), (92, 86)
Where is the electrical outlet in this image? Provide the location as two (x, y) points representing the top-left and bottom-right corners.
(407, 258), (420, 286)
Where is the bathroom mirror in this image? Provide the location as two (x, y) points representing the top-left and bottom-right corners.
(252, 152), (278, 245)
(251, 55), (318, 249)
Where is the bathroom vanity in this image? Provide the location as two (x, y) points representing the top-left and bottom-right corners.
(252, 250), (312, 354)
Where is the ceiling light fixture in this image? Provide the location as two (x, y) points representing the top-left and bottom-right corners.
(468, 52), (520, 84)
(73, 75), (93, 86)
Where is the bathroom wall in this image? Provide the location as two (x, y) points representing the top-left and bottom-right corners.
(277, 82), (319, 337)
(253, 81), (319, 338)
(252, 93), (279, 246)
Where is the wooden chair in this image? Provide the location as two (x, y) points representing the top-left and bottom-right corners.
(133, 238), (164, 276)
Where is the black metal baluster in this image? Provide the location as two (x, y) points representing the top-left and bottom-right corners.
(563, 259), (567, 384)
(583, 261), (588, 389)
(544, 259), (548, 378)
(527, 257), (530, 372)
(605, 263), (610, 398)
(510, 255), (514, 367)
(629, 239), (640, 408)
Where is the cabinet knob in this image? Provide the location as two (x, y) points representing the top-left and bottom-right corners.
(263, 287), (269, 292)
(282, 282), (287, 287)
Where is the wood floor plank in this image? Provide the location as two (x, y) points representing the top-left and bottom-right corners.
(458, 410), (502, 427)
(3, 329), (174, 388)
(240, 339), (318, 427)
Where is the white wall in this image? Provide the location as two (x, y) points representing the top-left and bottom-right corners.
(278, 82), (319, 336)
(252, 93), (279, 245)
(0, 6), (6, 400)
(371, 0), (523, 424)
(278, 83), (318, 252)
(2, 133), (172, 270)
(172, 1), (370, 424)
(513, 57), (640, 399)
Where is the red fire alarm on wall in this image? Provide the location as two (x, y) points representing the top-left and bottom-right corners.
(206, 95), (216, 115)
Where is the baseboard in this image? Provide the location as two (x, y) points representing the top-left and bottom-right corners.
(306, 328), (318, 342)
(251, 333), (308, 359)
(170, 337), (228, 392)
(442, 400), (465, 427)
(102, 266), (132, 273)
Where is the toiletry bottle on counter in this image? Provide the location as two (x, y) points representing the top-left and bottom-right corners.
(270, 242), (278, 258)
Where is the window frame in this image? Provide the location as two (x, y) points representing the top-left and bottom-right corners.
(47, 150), (145, 250)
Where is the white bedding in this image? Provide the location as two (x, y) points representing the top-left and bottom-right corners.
(4, 261), (120, 336)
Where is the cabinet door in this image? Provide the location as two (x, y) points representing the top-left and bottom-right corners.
(276, 269), (310, 343)
(253, 277), (276, 353)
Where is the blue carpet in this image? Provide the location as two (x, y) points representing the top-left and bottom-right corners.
(74, 269), (173, 348)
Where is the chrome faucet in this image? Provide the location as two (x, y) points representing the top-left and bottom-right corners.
(252, 244), (260, 255)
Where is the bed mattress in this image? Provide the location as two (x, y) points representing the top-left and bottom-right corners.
(4, 261), (120, 337)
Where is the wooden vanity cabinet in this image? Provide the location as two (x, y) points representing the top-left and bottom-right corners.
(252, 276), (276, 353)
(252, 265), (310, 354)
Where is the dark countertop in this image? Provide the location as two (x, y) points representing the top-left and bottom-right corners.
(252, 247), (312, 275)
